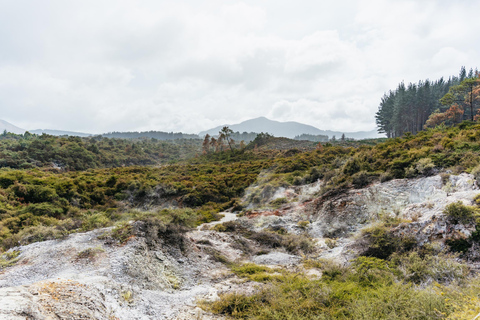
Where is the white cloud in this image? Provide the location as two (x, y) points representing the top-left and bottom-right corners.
(1, 0), (480, 134)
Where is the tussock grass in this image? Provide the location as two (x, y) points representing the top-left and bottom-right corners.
(204, 256), (478, 319)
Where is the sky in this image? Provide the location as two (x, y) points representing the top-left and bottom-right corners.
(1, 0), (479, 134)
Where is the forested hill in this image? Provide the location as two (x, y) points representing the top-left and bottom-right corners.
(0, 132), (202, 170)
(376, 66), (480, 138)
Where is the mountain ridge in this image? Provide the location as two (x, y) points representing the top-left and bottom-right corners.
(199, 116), (382, 139)
(1, 117), (383, 140)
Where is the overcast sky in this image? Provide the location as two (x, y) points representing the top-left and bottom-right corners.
(1, 0), (479, 134)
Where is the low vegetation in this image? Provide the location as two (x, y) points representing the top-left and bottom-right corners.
(204, 255), (478, 319)
(4, 118), (480, 317)
(0, 250), (20, 269)
(3, 121), (480, 251)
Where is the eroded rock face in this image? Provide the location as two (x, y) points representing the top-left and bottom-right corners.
(1, 173), (479, 319)
(0, 227), (222, 320)
(237, 173), (480, 262)
(0, 280), (109, 320)
(306, 173), (478, 238)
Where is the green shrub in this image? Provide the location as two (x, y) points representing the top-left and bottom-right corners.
(392, 251), (469, 284)
(360, 225), (399, 260)
(17, 225), (65, 246)
(81, 212), (110, 231)
(297, 220), (310, 229)
(270, 197), (288, 207)
(108, 221), (134, 245)
(472, 165), (480, 187)
(379, 171), (393, 183)
(351, 171), (371, 189)
(204, 268), (450, 319)
(445, 237), (472, 253)
(0, 250), (20, 269)
(23, 203), (64, 218)
(350, 256), (395, 286)
(474, 193), (480, 206)
(416, 158), (435, 176)
(443, 201), (477, 224)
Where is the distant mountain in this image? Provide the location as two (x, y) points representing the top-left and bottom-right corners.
(29, 129), (92, 137)
(0, 120), (26, 134)
(199, 117), (383, 140)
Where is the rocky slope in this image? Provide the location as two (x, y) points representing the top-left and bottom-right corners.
(0, 173), (479, 319)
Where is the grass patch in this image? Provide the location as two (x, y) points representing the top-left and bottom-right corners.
(231, 263), (282, 282)
(203, 271), (449, 319)
(0, 250), (20, 269)
(204, 255), (476, 319)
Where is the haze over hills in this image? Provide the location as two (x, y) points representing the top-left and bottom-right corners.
(1, 117), (383, 140)
(0, 119), (26, 134)
(200, 117), (383, 140)
(29, 129), (92, 137)
(0, 120), (92, 137)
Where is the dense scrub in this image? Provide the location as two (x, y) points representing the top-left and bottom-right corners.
(3, 121), (480, 250)
(0, 132), (202, 170)
(0, 160), (267, 249)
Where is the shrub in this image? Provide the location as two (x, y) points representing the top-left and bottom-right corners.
(325, 238), (337, 249)
(416, 158), (435, 176)
(270, 197), (288, 207)
(203, 247), (231, 265)
(23, 203), (64, 218)
(139, 216), (190, 251)
(474, 193), (480, 206)
(350, 256), (395, 286)
(392, 251), (469, 284)
(360, 225), (400, 260)
(81, 212), (110, 231)
(360, 224), (416, 260)
(204, 268), (449, 319)
(351, 170), (371, 189)
(297, 220), (310, 229)
(379, 171), (393, 183)
(17, 225), (65, 246)
(0, 250), (20, 269)
(473, 165), (480, 187)
(445, 237), (472, 253)
(443, 201), (477, 224)
(108, 221), (134, 245)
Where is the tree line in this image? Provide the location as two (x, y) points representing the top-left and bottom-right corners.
(376, 67), (480, 138)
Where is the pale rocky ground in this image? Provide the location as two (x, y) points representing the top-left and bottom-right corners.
(0, 173), (479, 319)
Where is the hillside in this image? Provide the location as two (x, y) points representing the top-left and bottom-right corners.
(2, 122), (480, 319)
(200, 116), (382, 139)
(0, 133), (202, 170)
(0, 120), (25, 135)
